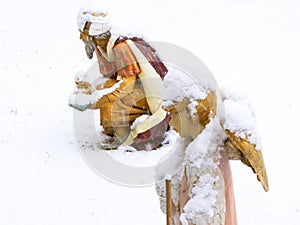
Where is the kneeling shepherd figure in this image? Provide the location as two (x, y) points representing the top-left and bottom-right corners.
(69, 8), (170, 150)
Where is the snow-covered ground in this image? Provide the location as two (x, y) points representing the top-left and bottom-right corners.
(1, 0), (300, 224)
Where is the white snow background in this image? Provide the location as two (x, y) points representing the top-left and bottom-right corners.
(1, 0), (300, 224)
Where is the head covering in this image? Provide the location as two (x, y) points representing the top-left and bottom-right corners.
(77, 9), (111, 36)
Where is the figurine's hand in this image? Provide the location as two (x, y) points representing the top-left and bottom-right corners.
(75, 80), (93, 95)
(69, 101), (91, 111)
(74, 71), (94, 95)
(68, 89), (106, 112)
(68, 93), (93, 112)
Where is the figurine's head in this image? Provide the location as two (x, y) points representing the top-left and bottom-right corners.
(77, 10), (111, 59)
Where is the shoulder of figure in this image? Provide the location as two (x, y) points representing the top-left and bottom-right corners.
(114, 36), (149, 47)
(114, 36), (129, 46)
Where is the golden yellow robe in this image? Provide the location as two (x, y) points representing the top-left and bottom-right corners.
(90, 41), (149, 136)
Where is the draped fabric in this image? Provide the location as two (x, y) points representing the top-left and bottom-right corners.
(97, 36), (168, 79)
(92, 36), (169, 150)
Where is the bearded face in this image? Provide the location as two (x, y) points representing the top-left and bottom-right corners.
(80, 31), (96, 59)
(84, 39), (96, 59)
(79, 28), (111, 59)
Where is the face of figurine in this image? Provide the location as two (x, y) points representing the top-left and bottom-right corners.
(80, 30), (96, 59)
(79, 23), (111, 59)
(94, 32), (111, 49)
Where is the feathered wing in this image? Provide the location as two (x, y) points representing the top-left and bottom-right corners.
(220, 88), (269, 192)
(224, 130), (269, 192)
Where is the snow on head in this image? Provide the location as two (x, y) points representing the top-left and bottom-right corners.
(162, 66), (208, 108)
(78, 1), (145, 38)
(78, 1), (110, 15)
(221, 84), (250, 102)
(222, 85), (262, 150)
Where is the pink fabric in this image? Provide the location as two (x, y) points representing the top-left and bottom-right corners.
(178, 149), (237, 225)
(219, 149), (238, 225)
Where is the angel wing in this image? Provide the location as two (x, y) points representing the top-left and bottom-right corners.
(224, 130), (269, 191)
(220, 92), (269, 192)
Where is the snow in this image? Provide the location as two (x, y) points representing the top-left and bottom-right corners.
(1, 0), (300, 224)
(222, 85), (262, 149)
(155, 137), (187, 213)
(69, 79), (123, 108)
(185, 119), (226, 170)
(108, 130), (177, 167)
(188, 100), (199, 116)
(162, 66), (208, 108)
(75, 70), (92, 83)
(155, 119), (228, 224)
(156, 119), (227, 224)
(181, 174), (220, 225)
